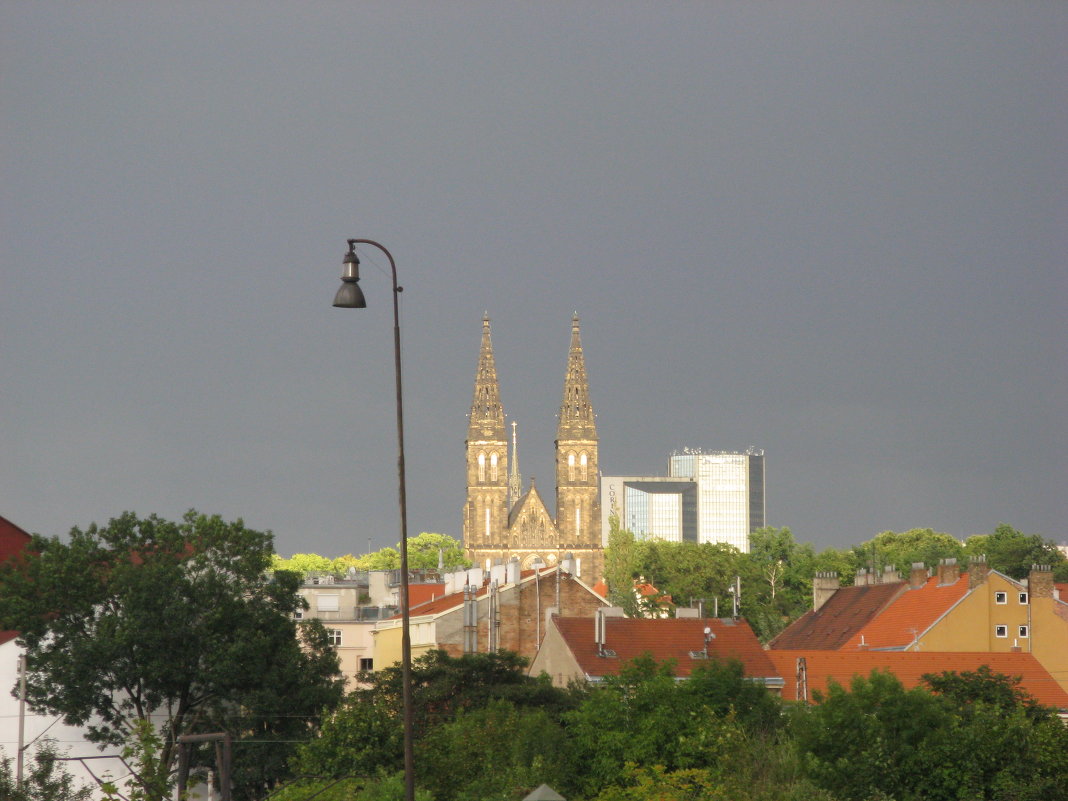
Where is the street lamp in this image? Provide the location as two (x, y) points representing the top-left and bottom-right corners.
(333, 238), (415, 801)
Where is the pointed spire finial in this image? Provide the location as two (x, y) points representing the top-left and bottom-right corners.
(469, 315), (505, 439)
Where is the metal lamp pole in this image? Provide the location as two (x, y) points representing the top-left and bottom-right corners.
(333, 238), (415, 801)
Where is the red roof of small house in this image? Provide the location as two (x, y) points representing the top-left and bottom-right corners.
(407, 583), (446, 607)
(1055, 583), (1068, 601)
(553, 616), (780, 682)
(767, 649), (1068, 710)
(841, 573), (972, 650)
(0, 516), (33, 647)
(769, 581), (906, 650)
(0, 515), (32, 564)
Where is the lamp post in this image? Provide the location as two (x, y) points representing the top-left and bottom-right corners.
(333, 238), (415, 801)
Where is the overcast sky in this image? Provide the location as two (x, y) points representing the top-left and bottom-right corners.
(3, 2), (1066, 560)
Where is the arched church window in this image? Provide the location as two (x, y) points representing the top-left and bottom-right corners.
(580, 452), (588, 481)
(568, 452), (576, 482)
(478, 452), (486, 483)
(490, 452), (499, 482)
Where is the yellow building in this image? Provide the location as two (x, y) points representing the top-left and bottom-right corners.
(771, 558), (1068, 695)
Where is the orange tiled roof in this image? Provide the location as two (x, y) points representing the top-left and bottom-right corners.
(842, 573), (971, 650)
(769, 581), (906, 650)
(767, 649), (1068, 710)
(554, 616), (780, 681)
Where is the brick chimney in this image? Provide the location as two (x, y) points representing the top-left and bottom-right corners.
(909, 562), (928, 589)
(937, 557), (960, 585)
(968, 554), (990, 589)
(1029, 564), (1054, 599)
(813, 572), (840, 612)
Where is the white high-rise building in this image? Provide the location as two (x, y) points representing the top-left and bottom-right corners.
(601, 449), (764, 553)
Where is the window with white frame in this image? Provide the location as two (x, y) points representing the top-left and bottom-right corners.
(1018, 592), (1028, 604)
(326, 629), (342, 646)
(994, 625), (1008, 638)
(1018, 625), (1029, 638)
(994, 591), (1007, 604)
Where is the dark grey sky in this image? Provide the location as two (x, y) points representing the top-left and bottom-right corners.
(3, 2), (1066, 559)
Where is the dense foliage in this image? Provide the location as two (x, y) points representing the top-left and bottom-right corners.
(0, 741), (94, 801)
(272, 532), (471, 575)
(277, 649), (1068, 801)
(0, 510), (345, 801)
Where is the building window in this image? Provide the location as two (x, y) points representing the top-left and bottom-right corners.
(294, 609), (303, 620)
(359, 657), (374, 672)
(478, 452), (486, 483)
(490, 452), (499, 482)
(580, 452), (588, 481)
(317, 594), (340, 613)
(327, 629), (342, 647)
(1018, 592), (1028, 604)
(568, 452), (576, 482)
(994, 592), (1007, 604)
(1018, 625), (1029, 638)
(994, 625), (1007, 638)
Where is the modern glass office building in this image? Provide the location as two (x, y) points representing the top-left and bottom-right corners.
(602, 449), (764, 552)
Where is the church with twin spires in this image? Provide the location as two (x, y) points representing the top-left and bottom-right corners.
(463, 315), (603, 582)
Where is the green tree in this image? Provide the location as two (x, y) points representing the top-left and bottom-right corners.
(405, 532), (471, 570)
(964, 524), (1065, 580)
(0, 511), (345, 801)
(0, 741), (94, 801)
(565, 654), (782, 798)
(854, 528), (964, 574)
(293, 649), (579, 786)
(418, 699), (575, 801)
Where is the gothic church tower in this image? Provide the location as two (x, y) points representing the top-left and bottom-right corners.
(463, 315), (604, 581)
(555, 315), (600, 558)
(462, 316), (509, 554)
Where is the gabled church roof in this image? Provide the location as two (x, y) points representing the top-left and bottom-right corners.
(508, 479), (557, 529)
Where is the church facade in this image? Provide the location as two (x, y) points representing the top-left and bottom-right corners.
(463, 315), (603, 582)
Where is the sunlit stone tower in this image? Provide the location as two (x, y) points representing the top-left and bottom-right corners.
(463, 315), (603, 580)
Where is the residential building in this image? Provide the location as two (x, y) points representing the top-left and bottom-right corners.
(601, 448), (765, 552)
(463, 315), (603, 580)
(529, 609), (783, 691)
(374, 559), (609, 668)
(770, 557), (1068, 695)
(296, 569), (445, 687)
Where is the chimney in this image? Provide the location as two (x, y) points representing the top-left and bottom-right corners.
(937, 557), (960, 585)
(909, 563), (928, 589)
(561, 552), (576, 575)
(882, 565), (901, 584)
(1029, 564), (1054, 599)
(968, 555), (990, 589)
(855, 568), (871, 587)
(505, 556), (521, 585)
(813, 572), (840, 612)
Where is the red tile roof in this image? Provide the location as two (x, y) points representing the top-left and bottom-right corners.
(554, 616), (780, 681)
(767, 649), (1068, 710)
(841, 573), (971, 650)
(0, 515), (32, 563)
(769, 581), (906, 650)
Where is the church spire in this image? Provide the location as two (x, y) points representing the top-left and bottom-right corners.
(557, 314), (597, 440)
(509, 419), (521, 506)
(469, 315), (505, 440)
